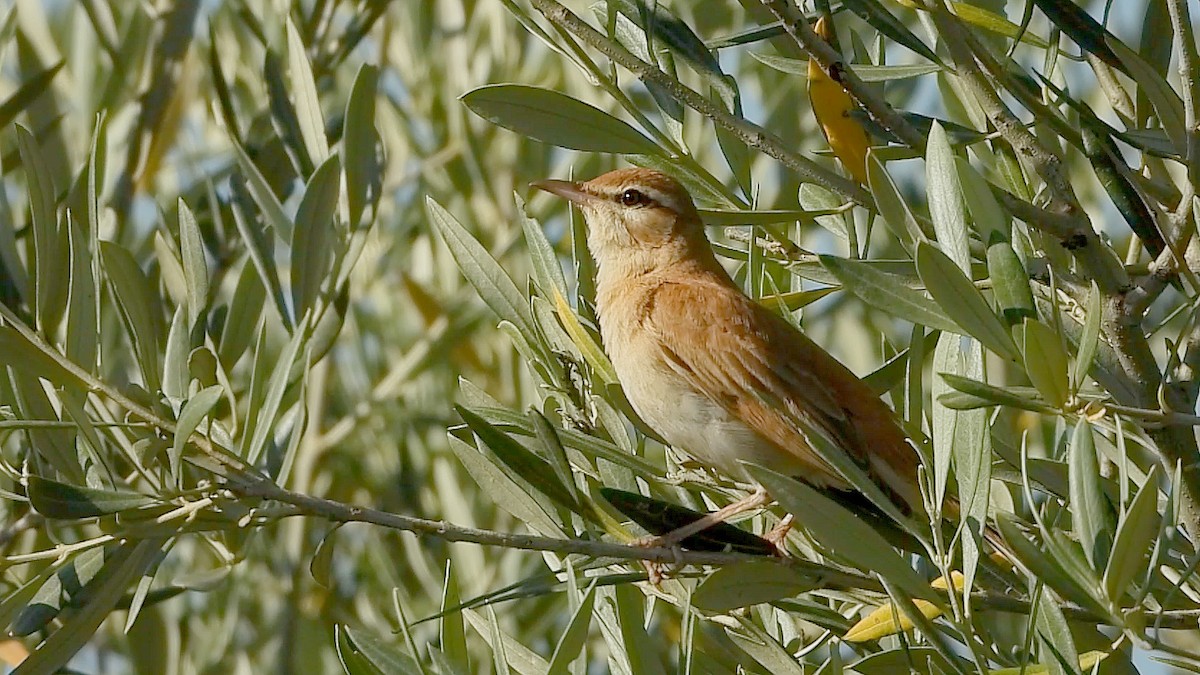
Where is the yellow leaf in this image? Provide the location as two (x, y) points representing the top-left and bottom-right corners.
(551, 287), (618, 385)
(987, 650), (1108, 674)
(884, 0), (1050, 48)
(843, 571), (963, 642)
(808, 17), (870, 185)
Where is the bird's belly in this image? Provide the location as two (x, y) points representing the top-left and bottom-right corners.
(616, 354), (810, 482)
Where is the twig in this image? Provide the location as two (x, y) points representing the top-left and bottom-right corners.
(229, 478), (1200, 630)
(1168, 0), (1200, 192)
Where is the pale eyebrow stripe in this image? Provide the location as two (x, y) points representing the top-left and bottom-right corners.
(642, 187), (682, 212)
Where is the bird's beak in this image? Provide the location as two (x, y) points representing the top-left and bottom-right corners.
(530, 179), (596, 206)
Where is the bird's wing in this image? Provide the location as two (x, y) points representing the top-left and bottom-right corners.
(643, 277), (919, 508)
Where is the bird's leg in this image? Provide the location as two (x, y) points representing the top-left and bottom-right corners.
(763, 513), (794, 550)
(638, 487), (773, 549)
(634, 487), (773, 584)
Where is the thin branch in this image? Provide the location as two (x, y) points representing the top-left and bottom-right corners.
(234, 476), (808, 568)
(1167, 0), (1200, 192)
(228, 478), (1200, 630)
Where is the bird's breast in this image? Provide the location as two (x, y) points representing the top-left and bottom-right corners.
(599, 293), (817, 483)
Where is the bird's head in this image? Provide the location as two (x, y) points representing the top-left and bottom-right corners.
(532, 168), (708, 273)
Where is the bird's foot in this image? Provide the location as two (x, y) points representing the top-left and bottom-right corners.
(762, 513), (794, 555)
(630, 535), (687, 584)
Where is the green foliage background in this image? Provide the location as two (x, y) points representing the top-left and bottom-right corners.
(0, 0), (1198, 673)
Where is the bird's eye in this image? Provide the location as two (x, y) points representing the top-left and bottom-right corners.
(619, 189), (649, 207)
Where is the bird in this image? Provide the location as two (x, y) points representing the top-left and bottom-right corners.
(531, 167), (925, 547)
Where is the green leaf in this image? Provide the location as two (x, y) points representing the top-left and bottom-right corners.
(937, 373), (1053, 413)
(273, 368), (309, 487)
(28, 476), (157, 519)
(693, 561), (815, 611)
(986, 236), (1036, 325)
(925, 123), (970, 271)
(231, 140), (293, 241)
(867, 154), (921, 249)
(799, 184), (849, 243)
(171, 386), (224, 482)
(63, 217), (97, 367)
(699, 208), (825, 226)
(989, 653), (1110, 675)
(612, 584), (666, 675)
(550, 287), (618, 385)
(842, 0), (941, 65)
(309, 525), (340, 589)
(1068, 419), (1112, 570)
(996, 514), (1109, 616)
(529, 410), (582, 510)
(0, 563), (59, 643)
(463, 607), (551, 674)
(343, 64), (381, 227)
(448, 436), (563, 538)
(177, 199), (209, 328)
(461, 84), (660, 154)
(162, 304), (190, 400)
(0, 60), (63, 129)
(230, 198), (290, 329)
(956, 157), (1006, 241)
(916, 241), (1018, 360)
(1103, 466), (1161, 601)
(724, 617), (809, 675)
(1035, 589), (1078, 675)
(746, 465), (936, 603)
(820, 255), (958, 332)
(12, 546), (110, 637)
(1073, 282), (1102, 390)
(457, 394), (658, 476)
(100, 241), (163, 393)
(218, 259), (267, 367)
(933, 335), (963, 558)
(1022, 318), (1069, 408)
(439, 564), (468, 672)
(335, 625), (387, 675)
(847, 647), (958, 675)
(337, 625), (422, 675)
(9, 370), (82, 481)
(63, 114), (103, 372)
(519, 195), (569, 299)
(17, 124), (67, 333)
(1109, 40), (1186, 150)
(545, 583), (596, 675)
(291, 153), (342, 318)
(285, 18), (329, 165)
(0, 325), (80, 387)
(750, 53), (940, 81)
(426, 197), (534, 336)
(951, 343), (988, 595)
(458, 406), (583, 516)
(240, 324), (306, 465)
(15, 539), (164, 674)
(607, 0), (731, 98)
